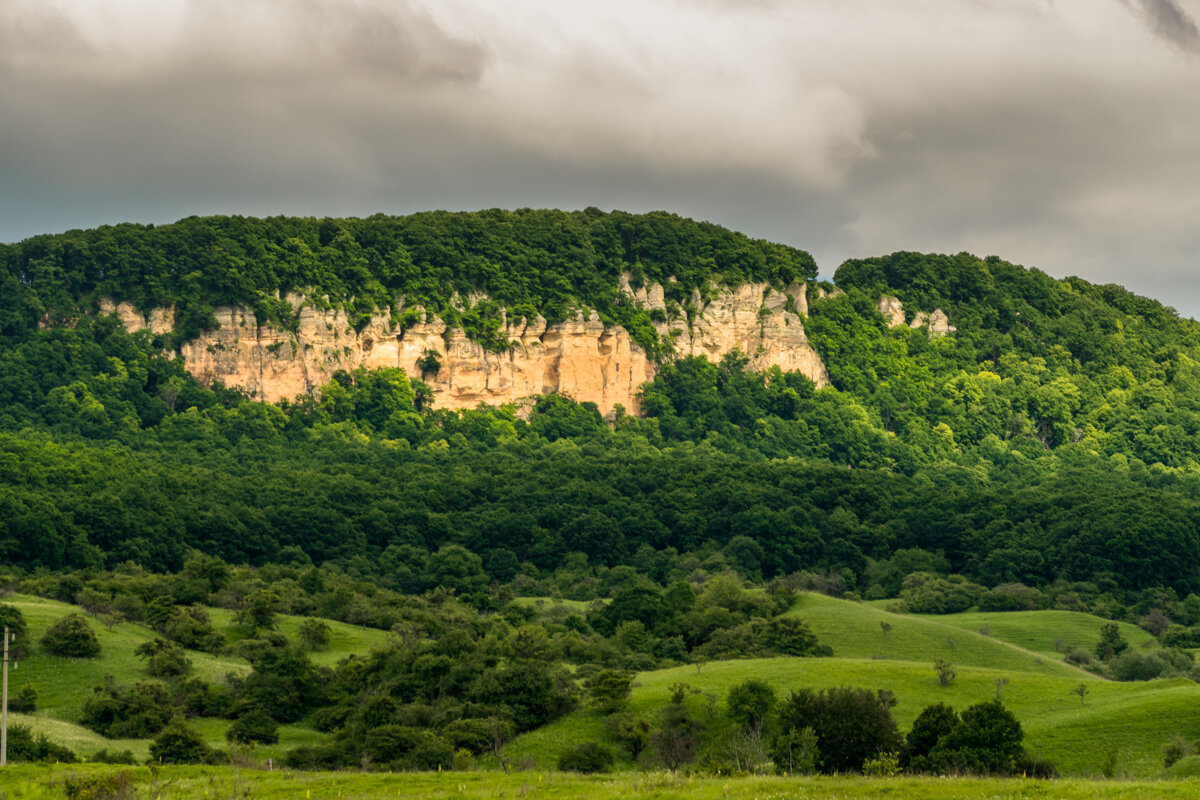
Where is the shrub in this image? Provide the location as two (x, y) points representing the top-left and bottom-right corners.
(1164, 735), (1193, 769)
(149, 719), (223, 764)
(585, 669), (636, 714)
(925, 699), (1025, 775)
(9, 683), (37, 713)
(362, 725), (453, 769)
(90, 748), (139, 765)
(5, 724), (76, 763)
(863, 751), (901, 776)
(164, 605), (226, 652)
(771, 726), (818, 775)
(772, 686), (901, 774)
(978, 583), (1044, 612)
(81, 677), (177, 738)
(135, 638), (192, 678)
(1063, 647), (1093, 666)
(226, 708), (279, 745)
(934, 658), (956, 686)
(1109, 650), (1166, 681)
(726, 678), (777, 730)
(557, 741), (615, 773)
(0, 603), (30, 658)
(59, 770), (134, 800)
(606, 713), (652, 758)
(297, 618), (332, 651)
(764, 617), (831, 656)
(41, 613), (101, 658)
(904, 702), (959, 769)
(1094, 622), (1129, 661)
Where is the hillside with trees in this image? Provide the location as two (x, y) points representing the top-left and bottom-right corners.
(5, 211), (1200, 779)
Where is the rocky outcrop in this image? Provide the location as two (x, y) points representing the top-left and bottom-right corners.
(98, 299), (175, 335)
(911, 309), (957, 336)
(101, 281), (831, 415)
(876, 295), (906, 327)
(875, 295), (957, 337)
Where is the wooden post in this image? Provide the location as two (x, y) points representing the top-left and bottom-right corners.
(2, 625), (9, 767)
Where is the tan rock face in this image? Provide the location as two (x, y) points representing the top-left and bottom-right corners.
(910, 309), (957, 337)
(877, 295), (906, 327)
(103, 281), (831, 415)
(98, 300), (175, 335)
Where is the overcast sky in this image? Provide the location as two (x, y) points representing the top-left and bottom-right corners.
(2, 0), (1199, 314)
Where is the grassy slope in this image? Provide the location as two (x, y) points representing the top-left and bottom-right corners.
(9, 590), (1200, 777)
(510, 593), (1200, 778)
(3, 594), (391, 760)
(929, 609), (1157, 658)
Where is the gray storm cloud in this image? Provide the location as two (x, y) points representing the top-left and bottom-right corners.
(1129, 0), (1200, 50)
(2, 0), (1200, 314)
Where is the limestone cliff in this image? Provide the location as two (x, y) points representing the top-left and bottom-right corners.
(101, 281), (830, 415)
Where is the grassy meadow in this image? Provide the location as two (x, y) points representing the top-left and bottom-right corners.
(509, 592), (1200, 778)
(4, 590), (1200, 781)
(3, 594), (390, 761)
(3, 765), (1200, 800)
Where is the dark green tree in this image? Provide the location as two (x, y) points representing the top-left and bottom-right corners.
(226, 708), (279, 745)
(557, 741), (615, 773)
(41, 613), (101, 658)
(297, 618), (332, 652)
(772, 687), (901, 774)
(726, 678), (777, 731)
(149, 719), (221, 764)
(135, 638), (192, 678)
(585, 670), (636, 714)
(903, 703), (959, 768)
(1094, 623), (1130, 661)
(926, 699), (1025, 775)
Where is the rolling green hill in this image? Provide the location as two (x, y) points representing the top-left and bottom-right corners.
(3, 593), (391, 761)
(508, 593), (1198, 778)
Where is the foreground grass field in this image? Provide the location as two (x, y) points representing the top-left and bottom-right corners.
(4, 765), (1200, 800)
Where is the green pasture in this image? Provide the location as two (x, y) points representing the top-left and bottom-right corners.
(509, 593), (1200, 777)
(927, 609), (1157, 658)
(1, 594), (390, 761)
(6, 590), (1200, 778)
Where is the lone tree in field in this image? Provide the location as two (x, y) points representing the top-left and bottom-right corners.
(41, 613), (101, 658)
(934, 658), (956, 686)
(1071, 684), (1089, 705)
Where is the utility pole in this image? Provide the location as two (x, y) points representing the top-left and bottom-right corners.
(2, 625), (8, 767)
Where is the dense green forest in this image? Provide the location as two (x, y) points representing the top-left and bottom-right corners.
(3, 210), (1200, 610)
(0, 209), (815, 353)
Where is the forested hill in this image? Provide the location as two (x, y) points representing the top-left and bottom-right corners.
(0, 209), (816, 350)
(3, 211), (1200, 611)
